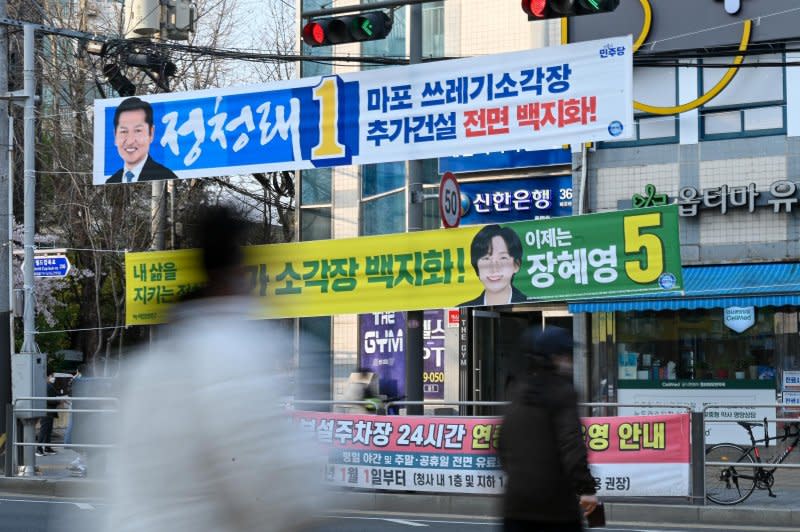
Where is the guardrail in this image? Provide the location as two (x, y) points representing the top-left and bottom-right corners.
(701, 402), (800, 504)
(6, 396), (118, 477)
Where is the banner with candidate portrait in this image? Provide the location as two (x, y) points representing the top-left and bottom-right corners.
(94, 36), (633, 185)
(292, 411), (690, 496)
(125, 205), (682, 325)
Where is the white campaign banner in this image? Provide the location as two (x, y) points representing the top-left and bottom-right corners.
(93, 36), (633, 184)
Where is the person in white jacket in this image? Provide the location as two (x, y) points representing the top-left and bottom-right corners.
(106, 206), (329, 532)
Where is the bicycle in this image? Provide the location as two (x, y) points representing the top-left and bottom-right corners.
(705, 418), (800, 505)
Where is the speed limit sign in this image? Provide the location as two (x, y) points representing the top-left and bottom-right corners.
(439, 171), (462, 228)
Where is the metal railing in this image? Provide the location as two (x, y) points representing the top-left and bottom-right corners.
(701, 402), (800, 503)
(6, 396), (118, 477)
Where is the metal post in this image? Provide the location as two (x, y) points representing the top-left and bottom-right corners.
(691, 411), (705, 505)
(0, 0), (9, 446)
(404, 3), (424, 416)
(19, 25), (37, 474)
(4, 403), (11, 477)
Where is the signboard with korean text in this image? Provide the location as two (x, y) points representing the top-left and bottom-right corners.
(94, 37), (633, 184)
(618, 381), (776, 445)
(359, 312), (406, 400)
(628, 181), (800, 217)
(439, 147), (572, 174)
(460, 175), (572, 225)
(125, 205), (682, 325)
(32, 255), (71, 278)
(292, 411), (690, 496)
(423, 310), (446, 400)
(358, 310), (447, 401)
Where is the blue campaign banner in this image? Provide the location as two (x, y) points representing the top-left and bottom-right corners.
(93, 37), (633, 185)
(460, 175), (573, 225)
(438, 147), (572, 174)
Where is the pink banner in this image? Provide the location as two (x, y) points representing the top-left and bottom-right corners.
(292, 411), (691, 496)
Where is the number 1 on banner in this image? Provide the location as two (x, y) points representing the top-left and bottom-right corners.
(312, 77), (346, 159)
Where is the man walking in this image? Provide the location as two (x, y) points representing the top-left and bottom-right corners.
(499, 326), (599, 532)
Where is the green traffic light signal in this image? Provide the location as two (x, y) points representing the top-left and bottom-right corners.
(302, 11), (393, 47)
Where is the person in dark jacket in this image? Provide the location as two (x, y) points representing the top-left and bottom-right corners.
(36, 371), (61, 456)
(499, 326), (599, 532)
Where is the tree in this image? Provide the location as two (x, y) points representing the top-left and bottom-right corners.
(7, 0), (297, 370)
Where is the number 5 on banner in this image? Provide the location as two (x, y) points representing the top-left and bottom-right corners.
(624, 212), (665, 284)
(311, 76), (346, 159)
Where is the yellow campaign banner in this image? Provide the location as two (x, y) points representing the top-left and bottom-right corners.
(125, 206), (683, 325)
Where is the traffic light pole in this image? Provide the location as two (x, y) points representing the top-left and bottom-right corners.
(301, 0), (439, 19)
(405, 3), (423, 416)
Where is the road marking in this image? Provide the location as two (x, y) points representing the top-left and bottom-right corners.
(383, 518), (427, 527)
(0, 497), (105, 507)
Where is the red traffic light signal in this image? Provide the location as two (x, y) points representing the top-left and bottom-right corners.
(522, 0), (619, 19)
(302, 11), (393, 47)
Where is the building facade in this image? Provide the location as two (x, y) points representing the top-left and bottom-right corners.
(296, 0), (800, 415)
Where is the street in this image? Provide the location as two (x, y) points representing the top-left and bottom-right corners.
(0, 496), (794, 532)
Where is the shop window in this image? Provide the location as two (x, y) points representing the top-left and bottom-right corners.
(614, 308), (780, 385)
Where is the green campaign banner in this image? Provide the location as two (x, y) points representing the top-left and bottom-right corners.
(126, 205), (683, 323)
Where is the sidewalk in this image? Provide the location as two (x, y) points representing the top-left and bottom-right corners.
(2, 447), (800, 528)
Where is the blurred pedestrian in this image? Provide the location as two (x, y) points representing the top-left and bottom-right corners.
(499, 326), (599, 532)
(107, 206), (329, 532)
(343, 367), (381, 413)
(65, 364), (87, 476)
(36, 370), (60, 456)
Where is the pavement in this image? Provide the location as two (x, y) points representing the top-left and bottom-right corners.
(3, 439), (800, 529)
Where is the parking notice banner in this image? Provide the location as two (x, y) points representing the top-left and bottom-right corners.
(292, 412), (690, 497)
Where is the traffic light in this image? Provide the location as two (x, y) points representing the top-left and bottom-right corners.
(102, 64), (135, 97)
(522, 0), (619, 20)
(302, 11), (393, 47)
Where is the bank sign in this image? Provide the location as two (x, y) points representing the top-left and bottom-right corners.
(93, 37), (632, 184)
(459, 176), (573, 225)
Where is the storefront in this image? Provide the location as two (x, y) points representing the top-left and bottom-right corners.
(570, 262), (800, 442)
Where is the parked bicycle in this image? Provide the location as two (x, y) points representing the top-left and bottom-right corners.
(705, 418), (800, 505)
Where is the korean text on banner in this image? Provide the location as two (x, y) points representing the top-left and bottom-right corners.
(125, 205), (682, 325)
(94, 37), (633, 184)
(292, 412), (690, 497)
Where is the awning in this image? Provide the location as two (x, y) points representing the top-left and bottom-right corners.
(568, 262), (800, 313)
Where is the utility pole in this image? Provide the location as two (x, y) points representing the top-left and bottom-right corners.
(17, 24), (40, 475)
(0, 0), (10, 450)
(404, 3), (423, 416)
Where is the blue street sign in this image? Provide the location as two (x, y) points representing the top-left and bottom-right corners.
(33, 255), (70, 278)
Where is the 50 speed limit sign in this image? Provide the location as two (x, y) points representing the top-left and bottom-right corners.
(439, 171), (462, 228)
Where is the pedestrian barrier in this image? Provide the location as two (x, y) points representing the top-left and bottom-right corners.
(702, 403), (800, 505)
(292, 399), (698, 501)
(6, 396), (117, 477)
